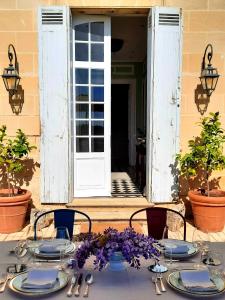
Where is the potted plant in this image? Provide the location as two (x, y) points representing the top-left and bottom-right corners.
(0, 125), (36, 233)
(75, 227), (159, 271)
(176, 112), (225, 232)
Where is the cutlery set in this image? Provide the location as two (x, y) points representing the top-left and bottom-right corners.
(67, 273), (93, 297)
(152, 274), (166, 295)
(0, 273), (13, 293)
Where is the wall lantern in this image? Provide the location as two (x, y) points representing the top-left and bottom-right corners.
(199, 44), (220, 97)
(2, 44), (20, 96)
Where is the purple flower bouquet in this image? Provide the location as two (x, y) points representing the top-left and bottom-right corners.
(75, 227), (159, 271)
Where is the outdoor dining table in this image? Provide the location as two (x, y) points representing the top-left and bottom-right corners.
(0, 241), (224, 299)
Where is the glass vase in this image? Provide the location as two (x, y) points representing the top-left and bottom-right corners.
(108, 251), (126, 271)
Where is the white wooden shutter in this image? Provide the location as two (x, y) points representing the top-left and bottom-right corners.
(38, 6), (71, 203)
(146, 7), (182, 202)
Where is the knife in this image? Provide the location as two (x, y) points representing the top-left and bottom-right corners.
(74, 273), (83, 297)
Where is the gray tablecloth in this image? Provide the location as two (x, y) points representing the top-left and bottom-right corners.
(0, 241), (224, 299)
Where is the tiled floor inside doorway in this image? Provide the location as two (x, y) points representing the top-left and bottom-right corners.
(111, 172), (143, 197)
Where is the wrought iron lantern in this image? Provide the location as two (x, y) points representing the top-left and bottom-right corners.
(199, 44), (220, 97)
(2, 44), (20, 96)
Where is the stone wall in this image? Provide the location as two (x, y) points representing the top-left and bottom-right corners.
(0, 0), (224, 203)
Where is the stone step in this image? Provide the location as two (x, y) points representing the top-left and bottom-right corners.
(66, 197), (153, 221)
(42, 198), (184, 222)
(71, 210), (148, 221)
(66, 197), (151, 208)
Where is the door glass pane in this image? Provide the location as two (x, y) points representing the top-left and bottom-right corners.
(91, 44), (104, 62)
(90, 22), (104, 42)
(91, 104), (104, 119)
(75, 23), (88, 41)
(76, 121), (89, 135)
(76, 68), (88, 84)
(91, 121), (104, 135)
(91, 138), (104, 152)
(91, 87), (104, 102)
(75, 43), (88, 61)
(91, 69), (104, 84)
(76, 86), (89, 102)
(76, 104), (89, 119)
(76, 138), (89, 152)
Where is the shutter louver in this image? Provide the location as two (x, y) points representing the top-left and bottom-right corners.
(159, 13), (179, 26)
(41, 10), (63, 25)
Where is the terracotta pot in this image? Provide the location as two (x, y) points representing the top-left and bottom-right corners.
(0, 189), (31, 233)
(188, 189), (225, 233)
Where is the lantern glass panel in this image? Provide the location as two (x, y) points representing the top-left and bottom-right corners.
(205, 77), (213, 92)
(200, 76), (207, 90)
(212, 77), (219, 90)
(2, 77), (9, 90)
(8, 77), (17, 91)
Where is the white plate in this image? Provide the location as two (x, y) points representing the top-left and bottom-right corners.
(160, 239), (198, 259)
(167, 269), (225, 297)
(28, 240), (76, 258)
(9, 270), (69, 296)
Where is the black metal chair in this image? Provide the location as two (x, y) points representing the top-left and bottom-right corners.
(129, 207), (186, 240)
(33, 209), (92, 240)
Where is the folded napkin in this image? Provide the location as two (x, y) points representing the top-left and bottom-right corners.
(38, 240), (65, 253)
(165, 245), (189, 254)
(180, 269), (218, 292)
(21, 268), (59, 289)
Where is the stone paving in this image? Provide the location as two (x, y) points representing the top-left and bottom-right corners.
(0, 219), (225, 242)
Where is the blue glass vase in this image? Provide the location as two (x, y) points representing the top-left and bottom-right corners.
(108, 251), (126, 271)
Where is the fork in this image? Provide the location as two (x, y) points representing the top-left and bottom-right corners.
(152, 276), (162, 295)
(67, 274), (77, 297)
(157, 273), (166, 292)
(0, 275), (6, 286)
(0, 274), (13, 293)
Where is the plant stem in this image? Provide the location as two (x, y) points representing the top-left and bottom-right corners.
(6, 165), (11, 197)
(206, 171), (210, 197)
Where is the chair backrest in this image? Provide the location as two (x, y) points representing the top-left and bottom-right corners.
(33, 209), (92, 240)
(129, 207), (186, 240)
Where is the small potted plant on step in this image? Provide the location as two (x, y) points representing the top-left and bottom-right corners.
(176, 112), (225, 232)
(0, 125), (36, 233)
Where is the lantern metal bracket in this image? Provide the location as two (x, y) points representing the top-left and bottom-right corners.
(8, 44), (19, 74)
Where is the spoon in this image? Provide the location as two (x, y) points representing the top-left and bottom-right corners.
(67, 274), (77, 297)
(152, 276), (161, 295)
(157, 273), (166, 292)
(83, 274), (93, 297)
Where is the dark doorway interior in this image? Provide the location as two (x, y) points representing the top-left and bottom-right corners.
(111, 84), (129, 172)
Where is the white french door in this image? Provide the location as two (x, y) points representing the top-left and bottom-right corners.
(72, 15), (111, 197)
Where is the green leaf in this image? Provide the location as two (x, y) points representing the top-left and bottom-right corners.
(176, 112), (225, 178)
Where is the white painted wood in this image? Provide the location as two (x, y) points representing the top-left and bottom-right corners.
(73, 15), (111, 197)
(38, 6), (71, 203)
(146, 7), (182, 203)
(111, 79), (136, 166)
